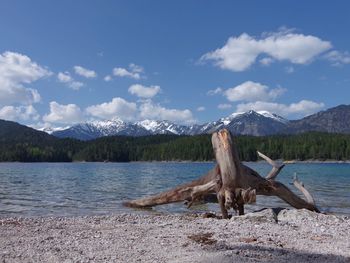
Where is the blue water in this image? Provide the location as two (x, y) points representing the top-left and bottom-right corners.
(0, 162), (349, 217)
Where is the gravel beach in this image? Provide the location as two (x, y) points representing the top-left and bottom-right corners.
(1, 209), (349, 263)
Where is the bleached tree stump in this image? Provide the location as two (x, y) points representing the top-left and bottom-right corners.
(124, 129), (319, 218)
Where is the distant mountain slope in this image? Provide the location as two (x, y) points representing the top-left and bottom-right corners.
(199, 110), (288, 136)
(287, 105), (350, 134)
(51, 110), (289, 140)
(0, 119), (81, 162)
(36, 104), (350, 140)
(0, 119), (56, 144)
(53, 118), (151, 140)
(2, 118), (350, 162)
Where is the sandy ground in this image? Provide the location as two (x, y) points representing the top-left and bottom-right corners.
(0, 209), (349, 263)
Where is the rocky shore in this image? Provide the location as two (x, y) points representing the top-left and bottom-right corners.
(1, 209), (349, 263)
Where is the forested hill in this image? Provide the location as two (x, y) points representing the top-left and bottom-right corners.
(1, 119), (350, 162)
(0, 119), (83, 162)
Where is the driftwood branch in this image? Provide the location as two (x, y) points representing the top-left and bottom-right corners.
(257, 151), (285, 180)
(124, 129), (320, 217)
(293, 173), (316, 207)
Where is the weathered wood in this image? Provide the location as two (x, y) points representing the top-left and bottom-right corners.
(211, 129), (243, 217)
(123, 165), (221, 208)
(257, 151), (285, 180)
(124, 129), (320, 217)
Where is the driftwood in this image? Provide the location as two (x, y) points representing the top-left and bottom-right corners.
(124, 129), (319, 218)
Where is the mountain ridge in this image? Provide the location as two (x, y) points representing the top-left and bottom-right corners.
(41, 104), (350, 140)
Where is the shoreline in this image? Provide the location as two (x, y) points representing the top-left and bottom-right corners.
(1, 209), (349, 262)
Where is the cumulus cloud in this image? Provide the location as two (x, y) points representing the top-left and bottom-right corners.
(207, 87), (223, 96)
(224, 81), (286, 102)
(129, 63), (144, 73)
(43, 101), (83, 124)
(197, 106), (205, 112)
(139, 102), (194, 124)
(324, 50), (350, 66)
(57, 72), (84, 90)
(0, 105), (40, 121)
(260, 57), (274, 66)
(73, 65), (97, 78)
(57, 72), (73, 83)
(218, 104), (232, 110)
(0, 51), (51, 106)
(111, 63), (144, 80)
(236, 100), (325, 118)
(86, 97), (137, 121)
(104, 75), (112, 82)
(201, 29), (332, 71)
(128, 84), (161, 99)
(113, 68), (140, 79)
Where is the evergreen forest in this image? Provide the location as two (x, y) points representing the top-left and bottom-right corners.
(1, 125), (350, 162)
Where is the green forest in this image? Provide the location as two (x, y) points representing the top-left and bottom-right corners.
(1, 128), (350, 162)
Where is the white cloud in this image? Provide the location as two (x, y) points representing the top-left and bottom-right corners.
(0, 105), (40, 121)
(128, 84), (161, 98)
(197, 106), (205, 112)
(139, 102), (194, 124)
(260, 57), (274, 66)
(113, 67), (141, 79)
(57, 72), (73, 83)
(129, 63), (144, 73)
(86, 97), (137, 121)
(207, 87), (223, 96)
(43, 101), (83, 124)
(112, 63), (144, 80)
(57, 72), (84, 90)
(0, 51), (51, 106)
(218, 103), (232, 110)
(324, 50), (350, 66)
(73, 65), (97, 78)
(104, 75), (112, 82)
(201, 29), (332, 71)
(69, 81), (84, 90)
(224, 81), (286, 102)
(236, 100), (325, 118)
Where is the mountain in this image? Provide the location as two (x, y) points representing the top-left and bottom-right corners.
(53, 118), (151, 140)
(44, 105), (350, 140)
(136, 120), (192, 135)
(198, 110), (288, 136)
(50, 110), (288, 140)
(0, 119), (56, 144)
(287, 105), (350, 134)
(0, 119), (82, 162)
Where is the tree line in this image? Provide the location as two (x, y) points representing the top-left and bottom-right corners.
(1, 132), (350, 162)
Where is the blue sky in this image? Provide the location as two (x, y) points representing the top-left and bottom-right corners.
(1, 1), (350, 128)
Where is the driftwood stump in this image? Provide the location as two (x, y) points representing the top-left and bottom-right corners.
(124, 129), (319, 218)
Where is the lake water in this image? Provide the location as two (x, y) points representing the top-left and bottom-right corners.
(0, 162), (349, 217)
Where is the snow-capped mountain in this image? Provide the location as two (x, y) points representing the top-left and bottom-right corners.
(52, 118), (151, 140)
(37, 126), (68, 135)
(197, 110), (289, 136)
(50, 110), (289, 140)
(136, 120), (190, 135)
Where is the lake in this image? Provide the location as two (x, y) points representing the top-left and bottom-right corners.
(0, 162), (349, 217)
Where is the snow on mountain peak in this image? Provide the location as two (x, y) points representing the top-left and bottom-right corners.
(136, 119), (161, 132)
(257, 111), (288, 123)
(220, 110), (287, 124)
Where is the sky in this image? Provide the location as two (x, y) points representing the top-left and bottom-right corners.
(1, 0), (350, 128)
